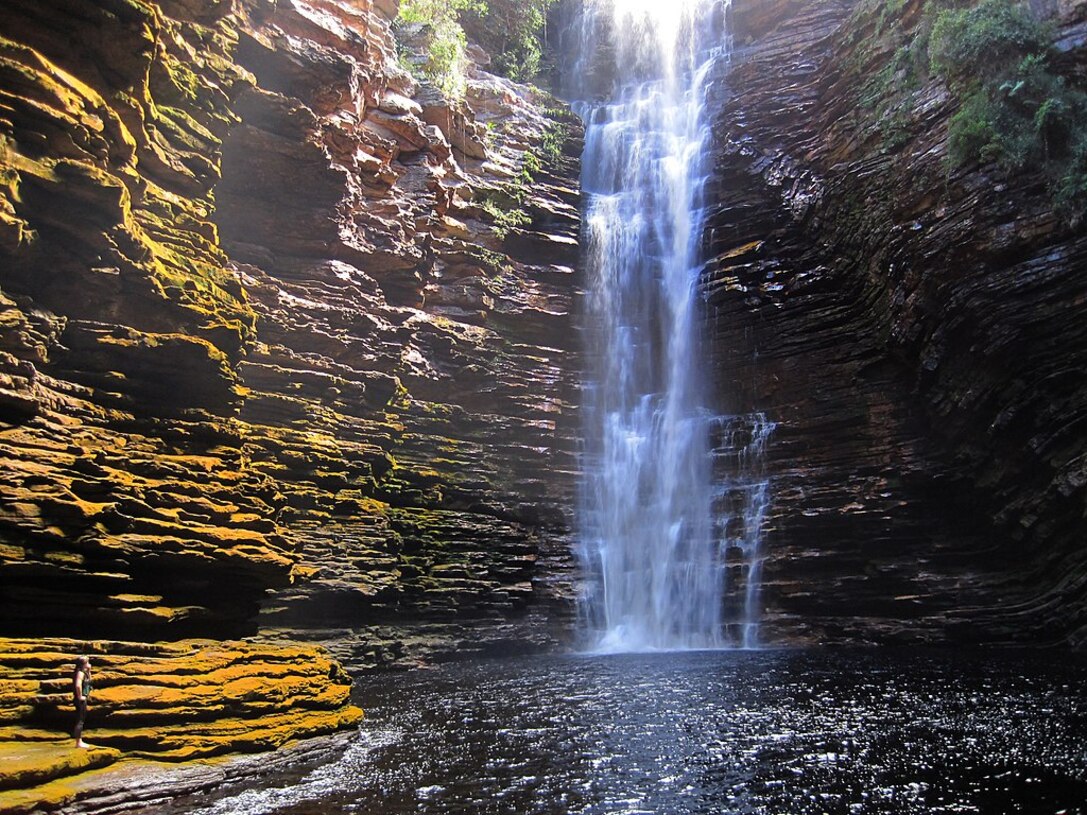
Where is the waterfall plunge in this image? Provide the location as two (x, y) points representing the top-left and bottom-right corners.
(570, 0), (769, 652)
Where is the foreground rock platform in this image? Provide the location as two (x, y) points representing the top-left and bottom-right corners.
(0, 731), (360, 815)
(0, 637), (362, 812)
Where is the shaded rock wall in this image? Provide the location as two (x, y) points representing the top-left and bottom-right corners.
(707, 0), (1087, 647)
(14, 0), (1082, 660)
(0, 0), (582, 663)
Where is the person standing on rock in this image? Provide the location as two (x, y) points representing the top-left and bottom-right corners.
(72, 655), (92, 748)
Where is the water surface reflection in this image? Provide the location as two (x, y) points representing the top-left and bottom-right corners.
(174, 649), (1086, 815)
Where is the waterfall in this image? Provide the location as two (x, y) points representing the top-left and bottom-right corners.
(567, 0), (764, 652)
(712, 412), (774, 649)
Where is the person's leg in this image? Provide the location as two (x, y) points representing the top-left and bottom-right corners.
(74, 699), (87, 747)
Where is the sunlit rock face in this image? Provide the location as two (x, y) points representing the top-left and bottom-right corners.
(0, 637), (362, 760)
(705, 0), (1087, 648)
(0, 0), (582, 664)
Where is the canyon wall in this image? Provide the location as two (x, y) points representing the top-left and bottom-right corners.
(3, 0), (1084, 680)
(0, 0), (582, 668)
(708, 0), (1087, 647)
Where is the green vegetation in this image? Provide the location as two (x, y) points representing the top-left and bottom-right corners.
(477, 117), (572, 240)
(397, 0), (558, 97)
(867, 0), (912, 38)
(460, 0), (559, 83)
(480, 195), (532, 238)
(478, 149), (538, 239)
(848, 0), (1087, 221)
(398, 0), (485, 98)
(928, 0), (1087, 219)
(538, 110), (570, 163)
(928, 0), (1049, 79)
(847, 0), (936, 151)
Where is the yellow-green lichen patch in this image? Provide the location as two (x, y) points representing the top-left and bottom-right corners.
(0, 741), (122, 792)
(0, 637), (363, 784)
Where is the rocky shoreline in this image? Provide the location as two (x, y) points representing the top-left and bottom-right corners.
(1, 727), (361, 815)
(0, 637), (362, 811)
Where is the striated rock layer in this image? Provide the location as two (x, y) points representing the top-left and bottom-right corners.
(0, 0), (582, 667)
(707, 0), (1087, 647)
(0, 637), (362, 812)
(9, 0), (1083, 669)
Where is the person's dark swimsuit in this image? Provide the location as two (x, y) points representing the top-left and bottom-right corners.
(73, 670), (91, 742)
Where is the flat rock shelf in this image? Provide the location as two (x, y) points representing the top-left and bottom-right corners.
(0, 638), (362, 813)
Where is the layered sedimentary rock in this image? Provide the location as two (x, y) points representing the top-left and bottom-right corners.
(707, 0), (1087, 647)
(8, 0), (1081, 669)
(0, 0), (582, 665)
(0, 637), (361, 811)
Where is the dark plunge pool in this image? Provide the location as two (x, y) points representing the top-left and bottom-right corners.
(172, 649), (1085, 815)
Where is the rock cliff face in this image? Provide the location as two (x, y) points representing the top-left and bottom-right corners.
(707, 0), (1087, 647)
(4, 0), (1083, 677)
(0, 0), (582, 666)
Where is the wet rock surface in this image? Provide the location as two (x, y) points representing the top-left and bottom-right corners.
(0, 732), (360, 815)
(708, 0), (1087, 647)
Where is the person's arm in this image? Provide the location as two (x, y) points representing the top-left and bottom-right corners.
(74, 670), (85, 702)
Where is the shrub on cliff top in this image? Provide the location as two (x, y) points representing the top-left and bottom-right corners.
(929, 0), (1050, 79)
(459, 0), (559, 83)
(929, 0), (1087, 221)
(398, 0), (486, 98)
(397, 0), (558, 96)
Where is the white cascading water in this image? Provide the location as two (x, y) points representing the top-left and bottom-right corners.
(570, 0), (764, 652)
(711, 412), (775, 649)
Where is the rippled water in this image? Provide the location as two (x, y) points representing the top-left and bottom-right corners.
(172, 650), (1085, 815)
